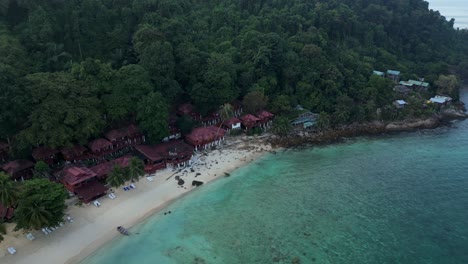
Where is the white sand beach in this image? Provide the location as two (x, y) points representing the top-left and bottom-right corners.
(0, 137), (272, 264)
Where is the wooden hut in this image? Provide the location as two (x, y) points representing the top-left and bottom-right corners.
(134, 145), (166, 173)
(60, 145), (89, 162)
(185, 126), (225, 150)
(104, 124), (145, 150)
(156, 140), (194, 167)
(222, 117), (241, 131)
(256, 110), (274, 129)
(32, 146), (59, 164)
(240, 114), (260, 130)
(88, 138), (113, 158)
(1, 160), (35, 181)
(56, 166), (107, 203)
(90, 155), (132, 180)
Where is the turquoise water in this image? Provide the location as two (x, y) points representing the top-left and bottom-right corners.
(83, 96), (468, 263)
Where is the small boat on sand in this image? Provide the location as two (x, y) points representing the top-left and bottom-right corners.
(117, 226), (130, 236)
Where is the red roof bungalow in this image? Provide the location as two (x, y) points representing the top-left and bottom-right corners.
(1, 159), (35, 181)
(0, 141), (8, 161)
(222, 117), (241, 131)
(57, 166), (108, 203)
(177, 103), (202, 121)
(105, 124), (145, 149)
(90, 155), (132, 180)
(185, 126), (226, 150)
(240, 114), (260, 130)
(134, 145), (166, 173)
(155, 140), (194, 167)
(32, 146), (59, 164)
(60, 145), (89, 162)
(0, 204), (14, 222)
(256, 110), (275, 128)
(88, 138), (113, 157)
(202, 112), (220, 126)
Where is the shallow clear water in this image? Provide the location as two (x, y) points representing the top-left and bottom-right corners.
(83, 92), (468, 264)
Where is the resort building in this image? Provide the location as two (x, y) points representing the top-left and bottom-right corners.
(104, 124), (145, 150)
(60, 145), (89, 163)
(386, 70), (401, 83)
(88, 138), (114, 159)
(185, 126), (226, 150)
(154, 140), (194, 168)
(291, 112), (317, 129)
(399, 80), (430, 90)
(134, 145), (166, 173)
(222, 117), (242, 131)
(240, 114), (261, 130)
(90, 155), (132, 180)
(394, 100), (408, 109)
(372, 70), (385, 77)
(429, 95), (452, 106)
(256, 110), (275, 129)
(202, 112), (221, 126)
(56, 166), (108, 203)
(1, 159), (35, 181)
(32, 146), (59, 164)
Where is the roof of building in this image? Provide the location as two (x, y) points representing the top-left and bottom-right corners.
(387, 70), (400, 75)
(185, 126), (226, 146)
(32, 146), (59, 161)
(74, 181), (108, 203)
(291, 116), (316, 126)
(408, 79), (430, 87)
(105, 125), (140, 142)
(240, 114), (260, 123)
(88, 138), (113, 153)
(224, 117), (241, 127)
(134, 145), (164, 162)
(256, 110), (274, 120)
(373, 70), (385, 76)
(90, 155), (132, 178)
(430, 95), (452, 104)
(1, 160), (34, 174)
(395, 100), (407, 105)
(58, 166), (97, 186)
(60, 145), (87, 159)
(399, 81), (414, 87)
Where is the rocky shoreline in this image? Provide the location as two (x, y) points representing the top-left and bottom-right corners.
(268, 110), (467, 148)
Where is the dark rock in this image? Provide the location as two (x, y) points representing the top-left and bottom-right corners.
(192, 180), (204, 186)
(178, 179), (185, 186)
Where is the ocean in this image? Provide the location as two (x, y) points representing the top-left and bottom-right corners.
(82, 89), (468, 264)
(429, 0), (468, 29)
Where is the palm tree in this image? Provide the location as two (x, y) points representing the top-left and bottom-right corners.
(0, 172), (19, 208)
(15, 202), (52, 230)
(216, 103), (234, 138)
(126, 157), (144, 182)
(106, 165), (126, 188)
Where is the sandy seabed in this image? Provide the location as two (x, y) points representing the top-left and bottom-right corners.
(0, 137), (271, 264)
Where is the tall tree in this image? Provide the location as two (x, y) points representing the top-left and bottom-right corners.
(14, 179), (67, 231)
(106, 165), (126, 188)
(0, 172), (19, 207)
(137, 92), (169, 142)
(243, 91), (268, 114)
(126, 157), (145, 182)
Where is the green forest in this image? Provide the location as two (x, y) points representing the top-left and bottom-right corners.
(1, 0), (467, 155)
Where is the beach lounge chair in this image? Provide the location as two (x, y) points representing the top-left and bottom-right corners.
(130, 183), (136, 189)
(93, 200), (101, 207)
(42, 228), (49, 235)
(123, 186), (129, 191)
(146, 176), (154, 182)
(26, 233), (35, 241)
(111, 193), (117, 199)
(59, 222), (64, 227)
(7, 247), (16, 255)
(67, 216), (74, 223)
(45, 227), (52, 233)
(50, 226), (56, 231)
(108, 193), (115, 199)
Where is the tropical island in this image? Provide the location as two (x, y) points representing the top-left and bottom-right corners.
(0, 0), (467, 263)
